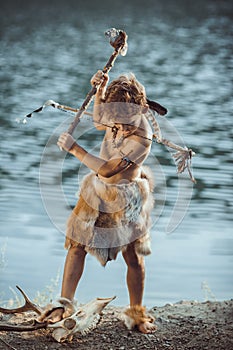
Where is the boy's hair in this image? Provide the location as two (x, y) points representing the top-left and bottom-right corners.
(101, 73), (148, 121)
(104, 73), (147, 106)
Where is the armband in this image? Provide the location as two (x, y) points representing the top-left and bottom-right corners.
(121, 156), (133, 168)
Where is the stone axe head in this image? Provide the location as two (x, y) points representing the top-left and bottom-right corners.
(105, 28), (128, 56)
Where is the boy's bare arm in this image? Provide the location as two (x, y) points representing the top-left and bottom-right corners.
(57, 133), (150, 178)
(91, 70), (109, 130)
(57, 132), (132, 177)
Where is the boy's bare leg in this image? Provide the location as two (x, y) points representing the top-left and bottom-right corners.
(122, 244), (156, 334)
(61, 245), (87, 300)
(45, 245), (86, 322)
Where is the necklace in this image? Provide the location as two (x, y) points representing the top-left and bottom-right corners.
(111, 126), (125, 148)
(111, 125), (153, 149)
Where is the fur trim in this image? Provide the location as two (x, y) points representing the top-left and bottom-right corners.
(140, 166), (155, 192)
(122, 305), (155, 330)
(135, 234), (152, 256)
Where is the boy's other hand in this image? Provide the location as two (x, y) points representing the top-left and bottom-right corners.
(57, 132), (76, 152)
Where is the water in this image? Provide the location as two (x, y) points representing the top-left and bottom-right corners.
(0, 0), (232, 307)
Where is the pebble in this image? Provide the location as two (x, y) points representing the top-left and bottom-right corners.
(164, 303), (173, 307)
(157, 317), (169, 323)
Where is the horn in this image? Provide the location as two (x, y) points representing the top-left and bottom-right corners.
(147, 98), (167, 116)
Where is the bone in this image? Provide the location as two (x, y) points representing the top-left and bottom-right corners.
(48, 296), (116, 342)
(37, 297), (75, 323)
(0, 290), (116, 343)
(0, 285), (42, 315)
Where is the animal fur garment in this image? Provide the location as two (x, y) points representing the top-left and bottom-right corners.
(65, 168), (154, 266)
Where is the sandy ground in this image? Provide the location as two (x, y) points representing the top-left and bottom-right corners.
(0, 299), (232, 350)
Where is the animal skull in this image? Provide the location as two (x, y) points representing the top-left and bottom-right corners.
(46, 296), (116, 342)
(0, 286), (116, 343)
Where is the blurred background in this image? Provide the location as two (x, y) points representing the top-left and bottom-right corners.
(0, 0), (232, 307)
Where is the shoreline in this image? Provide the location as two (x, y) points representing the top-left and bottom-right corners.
(0, 299), (232, 350)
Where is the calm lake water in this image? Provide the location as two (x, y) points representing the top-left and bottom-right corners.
(0, 0), (232, 308)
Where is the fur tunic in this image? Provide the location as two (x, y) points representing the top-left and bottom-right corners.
(65, 168), (154, 266)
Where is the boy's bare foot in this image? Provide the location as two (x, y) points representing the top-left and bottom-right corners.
(137, 321), (157, 334)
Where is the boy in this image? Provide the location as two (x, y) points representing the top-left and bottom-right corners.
(56, 70), (156, 333)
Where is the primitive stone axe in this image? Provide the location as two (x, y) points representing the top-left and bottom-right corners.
(67, 28), (128, 135)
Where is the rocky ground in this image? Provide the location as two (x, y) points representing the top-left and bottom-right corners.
(0, 300), (232, 350)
